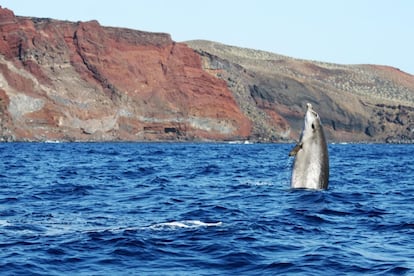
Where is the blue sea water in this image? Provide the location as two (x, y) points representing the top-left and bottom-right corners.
(0, 142), (413, 275)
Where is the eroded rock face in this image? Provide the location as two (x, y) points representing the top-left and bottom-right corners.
(186, 40), (414, 143)
(1, 6), (413, 143)
(0, 7), (251, 141)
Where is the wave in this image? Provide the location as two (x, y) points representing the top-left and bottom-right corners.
(0, 218), (223, 238)
(148, 220), (223, 231)
(240, 180), (274, 186)
(0, 219), (11, 227)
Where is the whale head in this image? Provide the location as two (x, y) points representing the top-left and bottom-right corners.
(302, 103), (323, 142)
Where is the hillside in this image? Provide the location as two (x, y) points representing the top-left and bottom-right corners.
(0, 7), (250, 142)
(186, 40), (414, 142)
(0, 6), (413, 142)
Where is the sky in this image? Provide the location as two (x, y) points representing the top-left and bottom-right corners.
(2, 0), (414, 75)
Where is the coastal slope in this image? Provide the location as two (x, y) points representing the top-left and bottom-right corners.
(0, 7), (251, 141)
(1, 6), (413, 142)
(186, 40), (414, 143)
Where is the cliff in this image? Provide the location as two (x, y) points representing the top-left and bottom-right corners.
(0, 7), (251, 141)
(1, 6), (413, 143)
(186, 40), (414, 143)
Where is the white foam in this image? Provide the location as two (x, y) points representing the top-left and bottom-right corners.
(243, 180), (274, 186)
(2, 218), (222, 236)
(41, 220), (222, 235)
(149, 220), (222, 230)
(0, 220), (11, 227)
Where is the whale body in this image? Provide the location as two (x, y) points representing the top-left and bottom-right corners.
(289, 103), (329, 190)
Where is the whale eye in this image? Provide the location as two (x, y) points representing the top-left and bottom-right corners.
(311, 123), (315, 130)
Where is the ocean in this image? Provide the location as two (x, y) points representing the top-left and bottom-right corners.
(0, 142), (413, 275)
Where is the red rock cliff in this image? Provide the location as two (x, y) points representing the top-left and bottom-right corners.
(0, 7), (251, 141)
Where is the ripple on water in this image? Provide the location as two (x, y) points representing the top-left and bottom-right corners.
(0, 143), (414, 274)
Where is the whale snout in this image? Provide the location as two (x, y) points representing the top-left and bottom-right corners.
(306, 103), (319, 118)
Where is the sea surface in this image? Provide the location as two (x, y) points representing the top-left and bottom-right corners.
(0, 142), (413, 275)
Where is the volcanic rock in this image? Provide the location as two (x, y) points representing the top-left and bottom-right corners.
(186, 40), (414, 143)
(0, 7), (251, 141)
(1, 6), (414, 143)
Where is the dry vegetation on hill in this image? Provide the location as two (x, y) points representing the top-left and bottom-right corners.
(186, 40), (414, 143)
(0, 5), (413, 143)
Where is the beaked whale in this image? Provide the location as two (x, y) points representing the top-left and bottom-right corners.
(289, 103), (329, 189)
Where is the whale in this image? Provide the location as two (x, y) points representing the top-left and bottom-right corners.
(289, 103), (329, 189)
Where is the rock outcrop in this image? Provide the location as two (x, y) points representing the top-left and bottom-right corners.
(186, 40), (414, 143)
(1, 6), (413, 143)
(0, 7), (251, 141)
